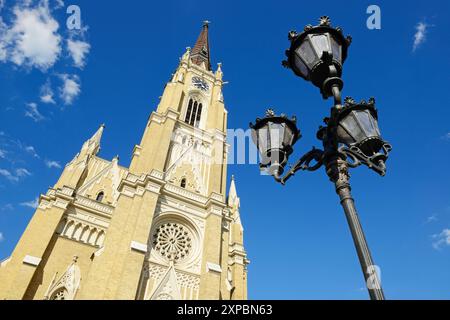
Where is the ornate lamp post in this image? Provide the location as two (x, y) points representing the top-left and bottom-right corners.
(250, 17), (392, 300)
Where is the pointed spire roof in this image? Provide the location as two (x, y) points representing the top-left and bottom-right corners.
(228, 175), (240, 208)
(82, 124), (105, 156)
(191, 21), (211, 70)
(91, 123), (105, 144)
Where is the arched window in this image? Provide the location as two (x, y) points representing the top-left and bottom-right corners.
(184, 98), (203, 128)
(184, 99), (193, 124)
(96, 192), (104, 202)
(180, 178), (187, 189)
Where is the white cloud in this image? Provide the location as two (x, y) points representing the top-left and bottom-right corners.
(40, 81), (55, 104)
(45, 160), (61, 169)
(20, 197), (39, 209)
(0, 149), (6, 158)
(40, 94), (54, 104)
(55, 0), (65, 9)
(0, 203), (13, 211)
(442, 133), (450, 140)
(25, 102), (45, 122)
(413, 22), (428, 52)
(0, 168), (29, 182)
(0, 168), (19, 182)
(0, 2), (62, 70)
(59, 73), (80, 105)
(25, 145), (39, 158)
(432, 229), (450, 250)
(67, 39), (90, 68)
(16, 168), (31, 178)
(426, 214), (438, 224)
(0, 16), (7, 62)
(0, 232), (4, 242)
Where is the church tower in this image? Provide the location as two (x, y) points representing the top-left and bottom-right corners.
(0, 22), (249, 300)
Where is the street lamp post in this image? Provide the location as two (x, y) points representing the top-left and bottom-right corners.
(249, 16), (392, 300)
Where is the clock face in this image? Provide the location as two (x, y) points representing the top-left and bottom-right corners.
(192, 77), (209, 91)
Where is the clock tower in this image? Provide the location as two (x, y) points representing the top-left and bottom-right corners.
(0, 22), (249, 300)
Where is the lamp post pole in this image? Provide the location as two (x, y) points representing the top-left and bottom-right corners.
(323, 91), (385, 301)
(325, 149), (385, 300)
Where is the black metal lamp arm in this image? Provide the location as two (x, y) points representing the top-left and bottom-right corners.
(273, 148), (325, 185)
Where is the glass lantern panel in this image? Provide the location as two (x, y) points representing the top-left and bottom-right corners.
(340, 114), (364, 144)
(283, 124), (294, 147)
(370, 114), (382, 136)
(357, 110), (378, 137)
(257, 127), (269, 155)
(294, 53), (309, 78)
(296, 39), (316, 68)
(330, 36), (342, 63)
(310, 34), (331, 58)
(268, 122), (284, 150)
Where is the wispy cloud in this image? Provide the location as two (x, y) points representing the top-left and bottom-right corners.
(16, 168), (31, 178)
(442, 133), (450, 140)
(25, 145), (39, 158)
(45, 160), (61, 169)
(0, 203), (13, 211)
(1, 133), (63, 175)
(413, 22), (428, 52)
(0, 168), (18, 182)
(0, 168), (31, 182)
(20, 197), (39, 209)
(40, 80), (55, 104)
(59, 73), (80, 105)
(25, 102), (45, 122)
(55, 0), (65, 10)
(0, 232), (4, 242)
(67, 39), (90, 68)
(426, 214), (438, 224)
(432, 229), (450, 250)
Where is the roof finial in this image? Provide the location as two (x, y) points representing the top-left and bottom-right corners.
(203, 20), (210, 27)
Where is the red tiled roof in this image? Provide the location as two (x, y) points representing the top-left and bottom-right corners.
(191, 21), (211, 70)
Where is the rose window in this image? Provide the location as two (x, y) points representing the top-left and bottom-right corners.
(152, 223), (192, 262)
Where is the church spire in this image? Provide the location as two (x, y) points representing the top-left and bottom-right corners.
(81, 124), (105, 157)
(190, 21), (211, 70)
(228, 175), (240, 209)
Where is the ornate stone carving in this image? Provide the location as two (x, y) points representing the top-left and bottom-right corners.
(75, 195), (114, 215)
(57, 215), (106, 247)
(152, 223), (193, 262)
(148, 213), (203, 275)
(165, 127), (214, 195)
(44, 256), (81, 300)
(149, 265), (182, 300)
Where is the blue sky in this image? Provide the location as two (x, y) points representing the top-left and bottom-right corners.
(0, 0), (450, 300)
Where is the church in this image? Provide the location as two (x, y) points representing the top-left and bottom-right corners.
(0, 22), (249, 300)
